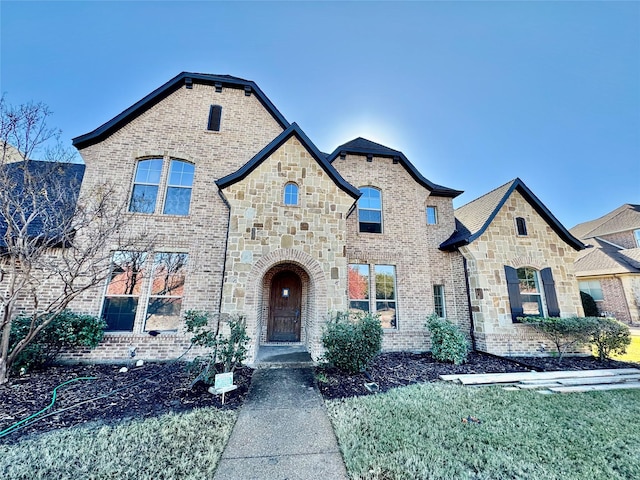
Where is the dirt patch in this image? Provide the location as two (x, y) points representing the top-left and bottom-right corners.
(0, 362), (252, 444)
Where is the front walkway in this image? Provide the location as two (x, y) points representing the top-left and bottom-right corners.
(213, 355), (348, 479)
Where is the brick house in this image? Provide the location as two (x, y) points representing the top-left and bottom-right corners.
(571, 204), (640, 325)
(5, 72), (587, 362)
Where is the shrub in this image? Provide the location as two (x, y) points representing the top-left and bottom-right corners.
(580, 291), (599, 317)
(321, 312), (383, 374)
(9, 310), (105, 372)
(185, 310), (249, 385)
(590, 317), (631, 361)
(426, 314), (469, 365)
(520, 316), (597, 362)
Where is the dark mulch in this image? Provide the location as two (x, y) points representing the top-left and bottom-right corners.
(315, 351), (640, 400)
(0, 362), (252, 444)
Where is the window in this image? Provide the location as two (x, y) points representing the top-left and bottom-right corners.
(426, 206), (438, 225)
(102, 251), (148, 331)
(348, 263), (397, 328)
(163, 160), (194, 215)
(504, 266), (560, 321)
(433, 285), (446, 317)
(207, 105), (222, 131)
(283, 183), (299, 205)
(129, 158), (194, 216)
(518, 267), (543, 316)
(358, 187), (382, 233)
(145, 253), (188, 331)
(129, 159), (163, 213)
(579, 280), (604, 301)
(635, 229), (640, 248)
(516, 217), (528, 236)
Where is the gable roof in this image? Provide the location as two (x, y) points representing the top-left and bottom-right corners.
(440, 178), (586, 251)
(570, 204), (640, 240)
(574, 238), (640, 276)
(216, 123), (360, 199)
(72, 72), (290, 149)
(0, 160), (85, 248)
(327, 137), (462, 198)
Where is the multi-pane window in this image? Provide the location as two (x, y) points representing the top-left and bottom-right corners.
(129, 158), (194, 216)
(635, 229), (640, 248)
(516, 217), (528, 236)
(358, 187), (382, 233)
(579, 280), (604, 301)
(163, 160), (194, 215)
(517, 267), (543, 316)
(426, 206), (438, 225)
(284, 183), (299, 205)
(348, 263), (397, 328)
(129, 159), (163, 213)
(433, 284), (446, 317)
(102, 251), (148, 331)
(145, 253), (188, 331)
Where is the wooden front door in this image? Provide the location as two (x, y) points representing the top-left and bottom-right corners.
(268, 271), (302, 342)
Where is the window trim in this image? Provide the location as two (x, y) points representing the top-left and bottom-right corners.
(129, 158), (163, 214)
(433, 284), (446, 318)
(283, 182), (299, 206)
(348, 263), (398, 329)
(143, 252), (188, 332)
(505, 265), (560, 322)
(515, 217), (528, 236)
(579, 280), (604, 301)
(426, 206), (438, 225)
(358, 186), (383, 234)
(162, 159), (195, 216)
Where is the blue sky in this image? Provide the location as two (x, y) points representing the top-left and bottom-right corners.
(2, 1), (638, 228)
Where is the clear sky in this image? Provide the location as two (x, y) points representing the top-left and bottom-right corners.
(2, 1), (638, 229)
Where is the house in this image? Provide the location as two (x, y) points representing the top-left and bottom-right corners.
(571, 204), (640, 325)
(4, 72), (587, 363)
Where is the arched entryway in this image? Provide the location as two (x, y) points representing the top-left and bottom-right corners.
(268, 270), (302, 342)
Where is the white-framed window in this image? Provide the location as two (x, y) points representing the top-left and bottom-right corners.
(283, 182), (299, 205)
(426, 206), (438, 225)
(433, 284), (446, 318)
(518, 267), (544, 316)
(358, 187), (382, 233)
(129, 158), (194, 216)
(579, 280), (604, 301)
(515, 217), (528, 236)
(635, 229), (640, 248)
(348, 263), (397, 328)
(144, 253), (188, 332)
(102, 251), (148, 331)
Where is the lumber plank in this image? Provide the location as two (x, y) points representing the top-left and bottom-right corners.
(442, 368), (640, 386)
(548, 382), (640, 393)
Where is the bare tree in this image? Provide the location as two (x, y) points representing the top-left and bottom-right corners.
(0, 97), (152, 384)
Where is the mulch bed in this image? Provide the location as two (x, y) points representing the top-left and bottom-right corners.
(0, 362), (252, 444)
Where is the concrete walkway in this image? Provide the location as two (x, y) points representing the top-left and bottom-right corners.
(213, 350), (348, 480)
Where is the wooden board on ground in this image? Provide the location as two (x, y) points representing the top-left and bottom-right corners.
(440, 368), (640, 386)
(547, 382), (640, 393)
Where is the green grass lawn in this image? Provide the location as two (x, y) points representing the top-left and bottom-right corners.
(327, 383), (640, 480)
(0, 407), (236, 480)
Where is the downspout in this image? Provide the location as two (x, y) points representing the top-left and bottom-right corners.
(462, 256), (477, 351)
(217, 188), (231, 315)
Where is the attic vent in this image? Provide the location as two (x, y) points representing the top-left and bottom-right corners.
(366, 154), (373, 163)
(214, 82), (222, 93)
(207, 105), (222, 132)
(515, 217), (528, 236)
(244, 86), (252, 96)
(185, 77), (193, 89)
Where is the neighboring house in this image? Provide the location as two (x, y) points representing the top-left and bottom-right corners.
(440, 179), (586, 356)
(3, 72), (586, 362)
(571, 204), (640, 325)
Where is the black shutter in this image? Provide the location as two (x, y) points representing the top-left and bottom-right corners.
(505, 266), (523, 322)
(207, 105), (222, 131)
(540, 267), (560, 317)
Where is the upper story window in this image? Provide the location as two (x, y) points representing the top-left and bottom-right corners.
(207, 105), (222, 132)
(515, 217), (528, 236)
(635, 229), (640, 248)
(129, 158), (194, 216)
(358, 187), (382, 233)
(284, 183), (299, 205)
(426, 206), (438, 225)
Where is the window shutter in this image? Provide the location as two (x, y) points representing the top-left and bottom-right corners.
(540, 267), (560, 317)
(207, 105), (222, 131)
(505, 266), (523, 322)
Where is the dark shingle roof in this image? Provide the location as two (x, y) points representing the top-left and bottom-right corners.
(216, 123), (360, 199)
(440, 178), (585, 251)
(570, 204), (640, 240)
(327, 137), (462, 198)
(0, 160), (85, 248)
(72, 72), (290, 149)
(574, 238), (640, 276)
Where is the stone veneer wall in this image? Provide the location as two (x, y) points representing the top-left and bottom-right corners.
(461, 190), (585, 356)
(332, 153), (470, 352)
(62, 81), (284, 362)
(219, 136), (356, 362)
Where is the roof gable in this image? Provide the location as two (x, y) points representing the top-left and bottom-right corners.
(72, 72), (290, 149)
(570, 204), (640, 240)
(327, 137), (462, 198)
(440, 178), (585, 251)
(574, 239), (640, 276)
(216, 123), (360, 199)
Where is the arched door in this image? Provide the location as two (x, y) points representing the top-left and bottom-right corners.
(268, 271), (302, 342)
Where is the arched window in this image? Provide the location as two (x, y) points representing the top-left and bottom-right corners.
(129, 158), (163, 213)
(283, 183), (299, 205)
(358, 187), (382, 233)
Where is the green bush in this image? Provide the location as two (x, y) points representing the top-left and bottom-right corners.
(590, 317), (631, 361)
(322, 312), (383, 373)
(185, 310), (249, 385)
(520, 316), (597, 362)
(9, 310), (105, 372)
(580, 291), (599, 317)
(426, 314), (469, 365)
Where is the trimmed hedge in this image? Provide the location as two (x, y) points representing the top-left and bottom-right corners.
(322, 312), (383, 373)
